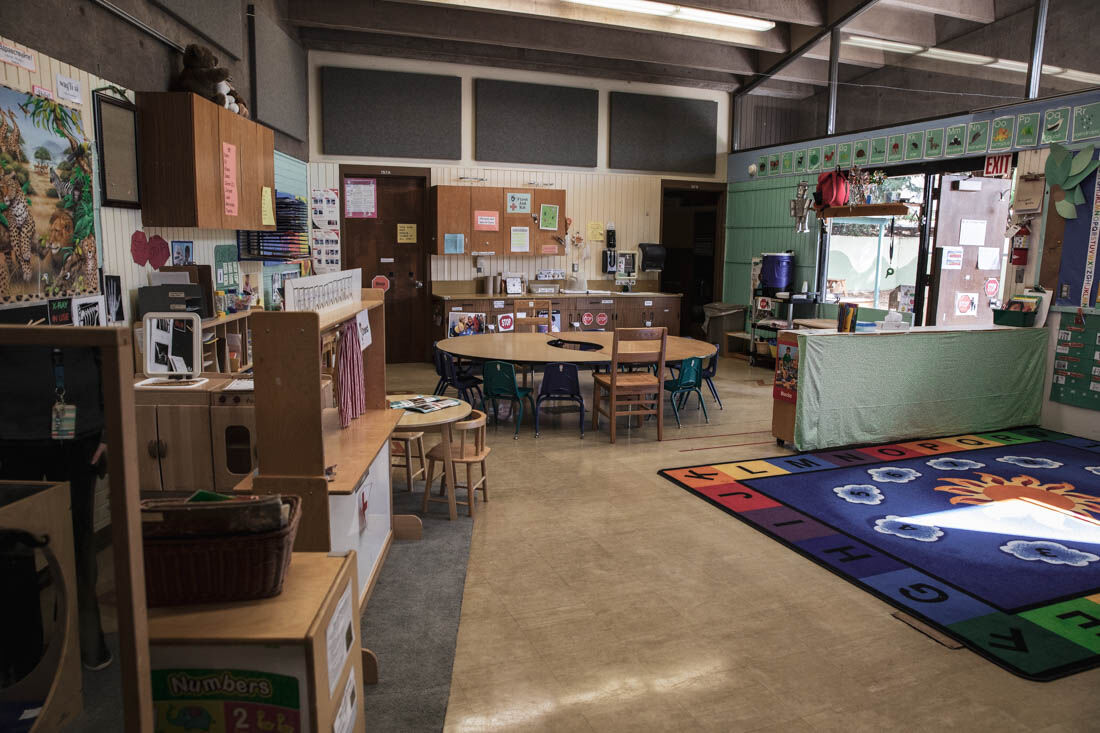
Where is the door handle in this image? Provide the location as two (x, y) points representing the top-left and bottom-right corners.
(158, 439), (167, 458)
(147, 440), (158, 459)
(414, 280), (424, 288)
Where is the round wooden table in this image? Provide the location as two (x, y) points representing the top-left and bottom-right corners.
(388, 394), (472, 520)
(437, 332), (717, 365)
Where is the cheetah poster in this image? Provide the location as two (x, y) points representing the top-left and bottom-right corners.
(0, 83), (99, 304)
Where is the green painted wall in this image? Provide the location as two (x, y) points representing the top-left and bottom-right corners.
(723, 179), (819, 304)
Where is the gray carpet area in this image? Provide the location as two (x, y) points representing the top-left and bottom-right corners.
(361, 488), (473, 732)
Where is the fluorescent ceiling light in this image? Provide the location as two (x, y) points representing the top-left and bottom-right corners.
(562, 0), (775, 30)
(919, 48), (995, 65)
(986, 58), (1030, 73)
(842, 36), (922, 54)
(1059, 69), (1100, 85)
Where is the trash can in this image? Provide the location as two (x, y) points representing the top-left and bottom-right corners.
(703, 302), (746, 345)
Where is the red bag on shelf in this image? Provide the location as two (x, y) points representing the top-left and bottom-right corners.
(816, 170), (849, 208)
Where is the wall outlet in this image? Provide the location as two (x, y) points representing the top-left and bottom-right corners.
(572, 263), (579, 272)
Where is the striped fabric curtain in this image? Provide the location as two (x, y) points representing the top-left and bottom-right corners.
(337, 321), (365, 427)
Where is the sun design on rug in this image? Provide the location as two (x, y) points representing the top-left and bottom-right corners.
(934, 473), (1100, 517)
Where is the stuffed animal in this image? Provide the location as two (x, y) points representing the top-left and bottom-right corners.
(215, 80), (236, 112)
(227, 81), (250, 118)
(173, 43), (229, 105)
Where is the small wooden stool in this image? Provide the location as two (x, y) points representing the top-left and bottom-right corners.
(424, 410), (490, 518)
(391, 431), (426, 492)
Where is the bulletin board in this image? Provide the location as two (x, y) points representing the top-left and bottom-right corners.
(474, 79), (598, 167)
(1050, 310), (1100, 411)
(1055, 151), (1100, 309)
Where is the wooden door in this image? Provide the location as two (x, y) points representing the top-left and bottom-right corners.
(469, 187), (505, 255)
(344, 171), (431, 362)
(156, 405), (214, 491)
(135, 404), (162, 490)
(533, 189), (566, 256)
(927, 175), (1011, 327)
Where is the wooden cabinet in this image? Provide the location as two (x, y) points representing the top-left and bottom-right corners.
(136, 92), (275, 230)
(135, 404), (163, 490)
(500, 187), (536, 257)
(210, 401), (257, 493)
(138, 403), (215, 492)
(431, 186), (472, 255)
(469, 187), (505, 255)
(532, 188), (566, 256)
(653, 297), (681, 335)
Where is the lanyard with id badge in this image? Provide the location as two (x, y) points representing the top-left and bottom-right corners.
(52, 348), (77, 440)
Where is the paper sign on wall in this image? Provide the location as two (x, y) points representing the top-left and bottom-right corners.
(510, 226), (530, 253)
(506, 192), (531, 214)
(539, 204), (559, 231)
(959, 219), (987, 246)
(55, 74), (82, 104)
(587, 221), (605, 242)
(955, 292), (980, 316)
(311, 188), (340, 228)
(261, 186), (275, 226)
(444, 233), (464, 254)
(474, 210), (499, 231)
(397, 223), (417, 243)
(977, 246), (1000, 270)
(32, 85), (53, 100)
(310, 229), (341, 274)
(0, 42), (36, 72)
(942, 246), (964, 269)
(221, 142), (238, 217)
(345, 177), (377, 218)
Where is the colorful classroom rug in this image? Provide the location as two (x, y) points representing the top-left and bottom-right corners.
(659, 427), (1100, 681)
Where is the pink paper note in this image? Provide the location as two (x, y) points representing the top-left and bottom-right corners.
(222, 142), (238, 217)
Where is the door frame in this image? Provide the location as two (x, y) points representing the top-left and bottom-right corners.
(338, 164), (433, 361)
(658, 179), (728, 302)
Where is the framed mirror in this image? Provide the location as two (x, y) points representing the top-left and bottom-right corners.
(93, 92), (140, 209)
(139, 312), (206, 386)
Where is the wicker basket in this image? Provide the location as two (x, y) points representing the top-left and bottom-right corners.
(143, 495), (300, 607)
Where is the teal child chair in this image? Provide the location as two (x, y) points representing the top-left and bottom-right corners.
(664, 356), (708, 428)
(481, 360), (536, 439)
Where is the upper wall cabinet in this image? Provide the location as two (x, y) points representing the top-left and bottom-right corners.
(430, 185), (567, 256)
(136, 92), (275, 230)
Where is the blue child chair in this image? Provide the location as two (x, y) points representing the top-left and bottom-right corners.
(663, 356), (708, 428)
(534, 362), (585, 438)
(481, 361), (536, 439)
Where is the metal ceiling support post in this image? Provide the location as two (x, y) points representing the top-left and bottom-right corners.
(826, 28), (840, 136)
(1024, 0), (1049, 99)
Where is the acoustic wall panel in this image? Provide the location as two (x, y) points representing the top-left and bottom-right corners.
(250, 9), (308, 141)
(609, 92), (718, 174)
(321, 67), (461, 160)
(474, 79), (598, 167)
(151, 0), (244, 59)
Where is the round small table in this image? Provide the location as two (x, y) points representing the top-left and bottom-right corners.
(437, 332), (716, 366)
(388, 394), (472, 520)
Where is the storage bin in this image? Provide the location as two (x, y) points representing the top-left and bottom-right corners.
(992, 308), (1037, 327)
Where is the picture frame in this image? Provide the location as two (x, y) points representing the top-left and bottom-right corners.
(93, 91), (141, 208)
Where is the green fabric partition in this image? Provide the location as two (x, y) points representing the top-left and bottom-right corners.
(794, 328), (1046, 451)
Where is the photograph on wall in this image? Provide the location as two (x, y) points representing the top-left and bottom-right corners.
(966, 120), (990, 155)
(447, 311), (485, 337)
(103, 273), (124, 323)
(0, 84), (99, 304)
(924, 128), (944, 157)
(170, 240), (193, 266)
(887, 134), (904, 163)
(905, 131), (925, 161)
(869, 137), (887, 164)
(71, 293), (105, 326)
(837, 142), (852, 168)
(944, 124), (966, 156)
(1016, 112), (1041, 147)
(990, 116), (1015, 151)
(1042, 107), (1071, 145)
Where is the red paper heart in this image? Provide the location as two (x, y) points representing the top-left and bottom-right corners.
(148, 235), (171, 270)
(130, 231), (149, 266)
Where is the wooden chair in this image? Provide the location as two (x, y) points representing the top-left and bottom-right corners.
(423, 409), (490, 517)
(391, 431), (426, 492)
(513, 300), (551, 333)
(592, 327), (667, 443)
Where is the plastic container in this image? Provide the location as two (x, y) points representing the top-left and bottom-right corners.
(992, 308), (1037, 327)
(703, 302), (746, 343)
(760, 253), (793, 296)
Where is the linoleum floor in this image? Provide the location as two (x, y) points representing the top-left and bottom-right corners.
(386, 357), (1100, 732)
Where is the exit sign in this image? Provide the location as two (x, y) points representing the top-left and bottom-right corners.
(984, 153), (1012, 177)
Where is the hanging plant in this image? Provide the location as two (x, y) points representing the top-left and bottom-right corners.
(1045, 143), (1099, 220)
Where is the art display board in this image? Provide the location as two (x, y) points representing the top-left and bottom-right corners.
(1050, 310), (1100, 411)
(1055, 151), (1100, 309)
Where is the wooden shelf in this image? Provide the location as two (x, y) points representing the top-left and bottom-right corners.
(201, 308), (256, 328)
(321, 407), (403, 495)
(317, 299), (384, 333)
(820, 203), (911, 219)
(148, 553), (348, 644)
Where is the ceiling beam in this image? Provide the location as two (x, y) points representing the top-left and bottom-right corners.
(379, 0), (787, 51)
(673, 0), (825, 26)
(288, 0), (758, 73)
(879, 0), (995, 24)
(844, 5), (938, 45)
(301, 29), (743, 90)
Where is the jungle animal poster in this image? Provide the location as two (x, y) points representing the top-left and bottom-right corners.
(0, 84), (99, 304)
